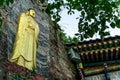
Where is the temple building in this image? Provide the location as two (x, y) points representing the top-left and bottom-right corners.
(66, 36), (120, 80)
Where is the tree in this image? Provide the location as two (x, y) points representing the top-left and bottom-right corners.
(46, 0), (120, 41)
(0, 0), (120, 41)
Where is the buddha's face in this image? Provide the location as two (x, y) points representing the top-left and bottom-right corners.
(29, 9), (36, 17)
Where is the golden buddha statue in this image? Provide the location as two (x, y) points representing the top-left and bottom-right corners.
(10, 9), (40, 70)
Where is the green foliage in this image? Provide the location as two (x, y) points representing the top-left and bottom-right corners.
(46, 0), (120, 41)
(6, 0), (14, 6)
(0, 0), (4, 7)
(60, 29), (79, 44)
(11, 68), (37, 80)
(30, 68), (37, 74)
(60, 30), (72, 44)
(46, 0), (64, 22)
(40, 0), (45, 3)
(0, 0), (120, 42)
(0, 0), (14, 8)
(11, 73), (26, 80)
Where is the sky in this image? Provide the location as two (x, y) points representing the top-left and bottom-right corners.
(58, 9), (79, 37)
(58, 7), (120, 40)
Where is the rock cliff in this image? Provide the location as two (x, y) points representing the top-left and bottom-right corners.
(0, 0), (76, 80)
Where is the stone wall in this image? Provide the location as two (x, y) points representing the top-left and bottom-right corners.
(7, 0), (49, 77)
(0, 0), (76, 80)
(48, 22), (76, 80)
(0, 34), (7, 80)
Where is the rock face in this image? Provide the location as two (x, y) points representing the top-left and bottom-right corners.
(48, 23), (76, 80)
(0, 0), (76, 80)
(7, 0), (49, 77)
(0, 35), (7, 80)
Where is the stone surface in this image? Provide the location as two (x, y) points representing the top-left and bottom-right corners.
(0, 0), (76, 80)
(3, 60), (45, 80)
(48, 24), (76, 80)
(7, 0), (49, 77)
(0, 33), (7, 80)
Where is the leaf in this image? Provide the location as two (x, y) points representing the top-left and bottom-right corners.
(110, 22), (116, 28)
(80, 34), (83, 41)
(87, 29), (94, 38)
(104, 32), (110, 36)
(100, 35), (104, 40)
(84, 34), (89, 39)
(73, 37), (78, 45)
(81, 11), (85, 17)
(74, 3), (82, 11)
(55, 17), (60, 22)
(6, 0), (9, 6)
(53, 15), (56, 19)
(79, 18), (83, 23)
(0, 0), (4, 7)
(9, 0), (14, 4)
(116, 19), (120, 28)
(67, 10), (74, 15)
(75, 33), (80, 36)
(40, 0), (45, 3)
(101, 25), (107, 31)
(84, 22), (88, 26)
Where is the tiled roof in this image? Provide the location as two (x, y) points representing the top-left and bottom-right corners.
(66, 35), (120, 66)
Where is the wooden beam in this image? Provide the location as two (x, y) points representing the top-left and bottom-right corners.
(84, 60), (120, 67)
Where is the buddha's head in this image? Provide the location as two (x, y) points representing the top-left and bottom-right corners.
(26, 9), (36, 17)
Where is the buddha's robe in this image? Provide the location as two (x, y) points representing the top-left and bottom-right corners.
(10, 13), (39, 70)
